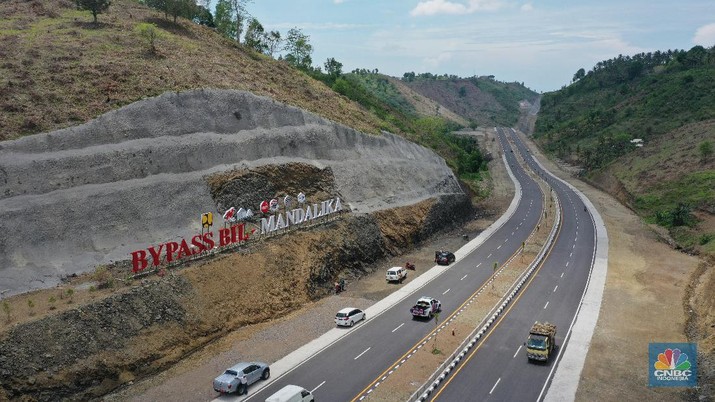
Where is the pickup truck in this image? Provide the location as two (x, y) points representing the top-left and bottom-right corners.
(525, 322), (557, 362)
(410, 296), (441, 319)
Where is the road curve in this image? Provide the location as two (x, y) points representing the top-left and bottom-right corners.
(218, 128), (543, 402)
(429, 128), (607, 402)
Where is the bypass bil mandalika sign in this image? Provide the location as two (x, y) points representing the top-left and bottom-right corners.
(129, 195), (343, 273)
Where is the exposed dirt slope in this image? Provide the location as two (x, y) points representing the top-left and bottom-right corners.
(0, 191), (473, 401)
(386, 77), (469, 126)
(0, 89), (463, 297)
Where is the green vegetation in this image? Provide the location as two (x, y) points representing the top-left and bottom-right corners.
(135, 22), (160, 53)
(401, 72), (538, 127)
(2, 300), (10, 323)
(535, 46), (715, 168)
(700, 140), (713, 163)
(535, 46), (715, 255)
(27, 299), (35, 316)
(75, 0), (112, 23)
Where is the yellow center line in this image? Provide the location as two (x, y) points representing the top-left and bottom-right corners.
(429, 203), (565, 402)
(350, 187), (549, 402)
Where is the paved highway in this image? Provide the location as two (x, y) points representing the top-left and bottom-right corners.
(430, 128), (598, 401)
(240, 129), (551, 402)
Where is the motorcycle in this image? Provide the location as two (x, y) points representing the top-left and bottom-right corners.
(405, 262), (416, 271)
(335, 279), (346, 294)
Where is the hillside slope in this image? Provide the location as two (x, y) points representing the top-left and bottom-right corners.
(0, 89), (465, 297)
(533, 48), (715, 400)
(0, 0), (391, 140)
(534, 47), (715, 255)
(401, 75), (538, 127)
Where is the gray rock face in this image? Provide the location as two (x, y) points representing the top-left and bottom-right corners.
(0, 89), (462, 296)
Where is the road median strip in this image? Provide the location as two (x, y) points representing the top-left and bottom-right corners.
(356, 153), (562, 402)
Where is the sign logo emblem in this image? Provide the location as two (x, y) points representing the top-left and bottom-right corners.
(649, 343), (697, 387)
(260, 200), (269, 214)
(201, 212), (213, 228)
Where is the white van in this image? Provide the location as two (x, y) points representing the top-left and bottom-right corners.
(265, 384), (314, 402)
(386, 266), (407, 283)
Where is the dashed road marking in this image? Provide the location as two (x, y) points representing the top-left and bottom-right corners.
(312, 381), (326, 393)
(392, 323), (404, 333)
(490, 378), (501, 394)
(544, 301), (549, 309)
(513, 345), (522, 358)
(355, 347), (371, 360)
(443, 288), (451, 295)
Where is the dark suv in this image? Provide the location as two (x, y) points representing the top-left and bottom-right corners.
(435, 250), (455, 265)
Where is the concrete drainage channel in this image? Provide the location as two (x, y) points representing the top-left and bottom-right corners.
(410, 192), (562, 402)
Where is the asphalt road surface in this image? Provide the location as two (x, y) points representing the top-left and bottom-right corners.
(235, 128), (555, 402)
(430, 128), (597, 401)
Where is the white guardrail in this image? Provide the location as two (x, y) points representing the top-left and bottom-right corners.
(410, 172), (562, 402)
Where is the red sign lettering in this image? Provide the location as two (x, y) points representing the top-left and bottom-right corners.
(129, 224), (250, 273)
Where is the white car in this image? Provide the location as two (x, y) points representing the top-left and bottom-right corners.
(335, 307), (366, 327)
(386, 266), (407, 283)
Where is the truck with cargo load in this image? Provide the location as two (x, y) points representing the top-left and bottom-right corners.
(525, 322), (557, 362)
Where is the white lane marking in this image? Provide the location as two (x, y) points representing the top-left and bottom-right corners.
(561, 272), (565, 278)
(487, 253), (492, 258)
(566, 261), (569, 267)
(544, 301), (549, 309)
(476, 263), (482, 268)
(513, 345), (522, 358)
(392, 323), (405, 333)
(497, 245), (502, 250)
(311, 381), (326, 393)
(512, 231), (515, 236)
(490, 378), (501, 394)
(461, 274), (468, 281)
(573, 244), (576, 249)
(443, 288), (451, 295)
(553, 285), (558, 293)
(355, 347), (371, 360)
(504, 238), (508, 243)
(569, 252), (573, 258)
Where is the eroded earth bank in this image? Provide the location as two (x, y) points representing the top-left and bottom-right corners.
(0, 89), (474, 400)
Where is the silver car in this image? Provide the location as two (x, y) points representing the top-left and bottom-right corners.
(213, 361), (270, 395)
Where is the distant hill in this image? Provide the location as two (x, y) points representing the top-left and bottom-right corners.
(400, 73), (539, 128)
(534, 46), (715, 255)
